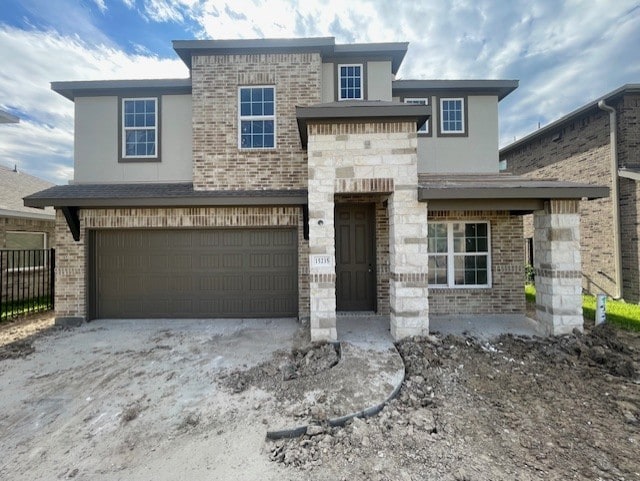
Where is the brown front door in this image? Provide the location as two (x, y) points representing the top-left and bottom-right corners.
(335, 204), (376, 311)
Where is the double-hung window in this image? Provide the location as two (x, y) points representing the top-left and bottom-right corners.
(428, 221), (490, 287)
(440, 97), (465, 134)
(404, 98), (429, 134)
(338, 64), (363, 100)
(239, 86), (275, 149)
(122, 98), (158, 158)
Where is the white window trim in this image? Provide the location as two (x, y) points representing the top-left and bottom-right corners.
(439, 97), (465, 134)
(338, 63), (364, 101)
(404, 97), (430, 133)
(428, 221), (492, 289)
(122, 97), (158, 159)
(237, 85), (277, 150)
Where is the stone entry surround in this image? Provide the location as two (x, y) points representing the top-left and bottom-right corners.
(533, 199), (583, 334)
(307, 120), (429, 341)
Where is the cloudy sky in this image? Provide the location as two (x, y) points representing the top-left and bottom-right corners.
(0, 0), (639, 184)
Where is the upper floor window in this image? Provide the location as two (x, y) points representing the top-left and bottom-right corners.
(338, 64), (363, 101)
(239, 86), (275, 149)
(440, 97), (465, 134)
(122, 98), (158, 158)
(428, 221), (490, 288)
(404, 98), (429, 134)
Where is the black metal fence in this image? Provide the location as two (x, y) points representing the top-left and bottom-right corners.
(1, 249), (55, 321)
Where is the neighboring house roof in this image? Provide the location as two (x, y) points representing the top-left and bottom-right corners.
(0, 165), (55, 220)
(295, 100), (431, 147)
(24, 183), (307, 208)
(418, 174), (608, 211)
(173, 37), (408, 74)
(500, 83), (640, 155)
(392, 79), (519, 101)
(0, 108), (19, 123)
(51, 78), (192, 101)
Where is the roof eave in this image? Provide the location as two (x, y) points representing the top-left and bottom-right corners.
(501, 83), (640, 155)
(51, 79), (192, 101)
(295, 103), (430, 148)
(417, 185), (609, 201)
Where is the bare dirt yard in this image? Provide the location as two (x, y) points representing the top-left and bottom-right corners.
(1, 314), (639, 481)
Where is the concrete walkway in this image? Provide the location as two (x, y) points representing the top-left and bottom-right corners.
(266, 314), (404, 439)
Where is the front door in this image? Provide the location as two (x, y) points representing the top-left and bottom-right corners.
(335, 203), (376, 311)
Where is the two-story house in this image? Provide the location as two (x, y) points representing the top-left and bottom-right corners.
(25, 37), (607, 340)
(501, 84), (640, 304)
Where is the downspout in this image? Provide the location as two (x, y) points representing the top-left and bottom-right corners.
(598, 99), (623, 299)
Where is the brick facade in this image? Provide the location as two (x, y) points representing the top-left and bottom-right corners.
(54, 207), (308, 322)
(503, 103), (617, 297)
(0, 216), (55, 249)
(191, 53), (321, 191)
(618, 93), (640, 301)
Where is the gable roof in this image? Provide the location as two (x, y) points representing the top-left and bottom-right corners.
(501, 83), (640, 155)
(0, 165), (55, 220)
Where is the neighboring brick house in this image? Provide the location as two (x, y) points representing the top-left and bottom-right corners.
(501, 84), (640, 302)
(25, 37), (606, 340)
(0, 110), (55, 249)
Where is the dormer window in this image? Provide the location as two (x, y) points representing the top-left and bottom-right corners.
(338, 64), (363, 100)
(122, 98), (158, 159)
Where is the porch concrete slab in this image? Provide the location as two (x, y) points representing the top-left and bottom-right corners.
(336, 313), (394, 350)
(267, 315), (404, 438)
(430, 314), (542, 340)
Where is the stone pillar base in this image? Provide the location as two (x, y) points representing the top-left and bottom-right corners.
(533, 200), (583, 336)
(389, 275), (429, 340)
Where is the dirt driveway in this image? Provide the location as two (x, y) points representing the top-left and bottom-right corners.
(1, 315), (639, 480)
(0, 317), (304, 480)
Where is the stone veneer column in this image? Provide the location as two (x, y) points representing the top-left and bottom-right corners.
(388, 189), (430, 339)
(533, 199), (583, 334)
(308, 154), (337, 342)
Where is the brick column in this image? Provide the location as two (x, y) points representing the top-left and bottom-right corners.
(308, 158), (337, 342)
(533, 199), (583, 335)
(389, 189), (430, 339)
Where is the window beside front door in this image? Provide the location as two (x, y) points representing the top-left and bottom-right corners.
(428, 221), (491, 288)
(239, 86), (276, 149)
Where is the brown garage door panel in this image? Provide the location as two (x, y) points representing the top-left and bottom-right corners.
(93, 229), (298, 318)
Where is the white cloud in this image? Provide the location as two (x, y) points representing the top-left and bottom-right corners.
(92, 0), (107, 13)
(2, 0), (639, 182)
(0, 25), (188, 183)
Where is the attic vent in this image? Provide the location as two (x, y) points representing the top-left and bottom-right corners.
(551, 132), (562, 142)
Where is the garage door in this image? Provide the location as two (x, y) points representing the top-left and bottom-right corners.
(91, 229), (298, 318)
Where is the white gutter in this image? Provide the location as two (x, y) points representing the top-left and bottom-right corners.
(598, 100), (623, 299)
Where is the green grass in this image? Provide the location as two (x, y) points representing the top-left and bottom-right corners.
(1, 297), (53, 321)
(525, 284), (640, 332)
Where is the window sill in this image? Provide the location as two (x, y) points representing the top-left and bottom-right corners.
(429, 284), (492, 290)
(119, 157), (161, 163)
